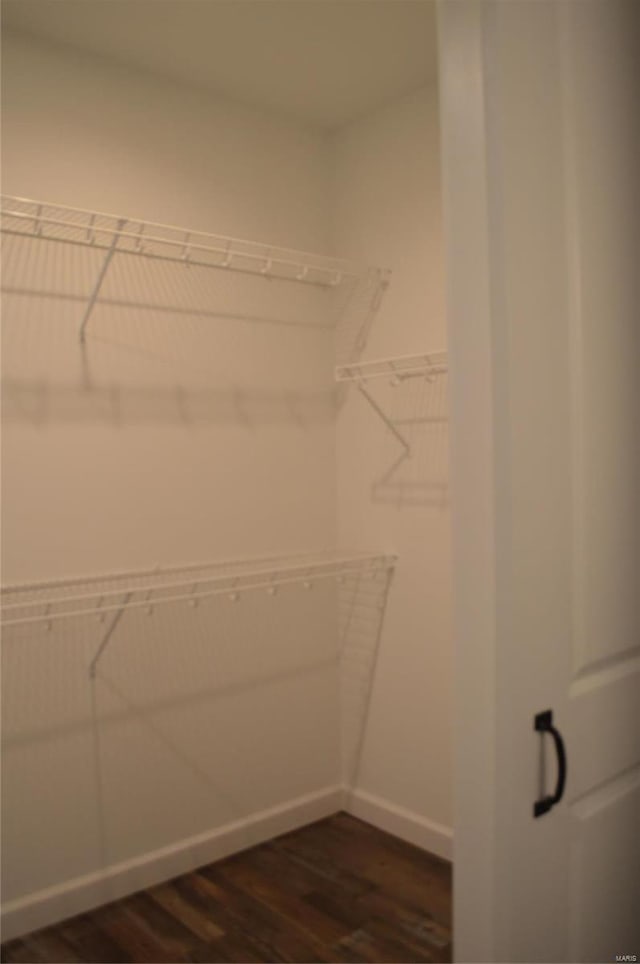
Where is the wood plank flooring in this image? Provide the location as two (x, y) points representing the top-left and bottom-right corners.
(1, 812), (452, 963)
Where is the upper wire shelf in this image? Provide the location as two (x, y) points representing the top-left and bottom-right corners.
(335, 351), (448, 384)
(1, 551), (397, 630)
(0, 195), (388, 346)
(0, 195), (369, 289)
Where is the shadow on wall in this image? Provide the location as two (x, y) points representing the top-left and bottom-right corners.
(1, 374), (336, 428)
(1, 232), (388, 408)
(0, 568), (393, 903)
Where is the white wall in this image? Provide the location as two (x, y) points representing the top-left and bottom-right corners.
(1, 33), (332, 251)
(1, 30), (346, 937)
(331, 85), (453, 850)
(1, 30), (337, 581)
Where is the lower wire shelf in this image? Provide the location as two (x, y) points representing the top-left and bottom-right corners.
(0, 550), (397, 630)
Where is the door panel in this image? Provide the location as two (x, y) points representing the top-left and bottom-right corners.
(569, 775), (640, 963)
(565, 5), (640, 958)
(569, 662), (640, 801)
(567, 0), (640, 678)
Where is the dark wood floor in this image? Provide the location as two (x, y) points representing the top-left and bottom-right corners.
(1, 812), (452, 963)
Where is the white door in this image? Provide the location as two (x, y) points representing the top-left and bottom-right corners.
(439, 1), (640, 961)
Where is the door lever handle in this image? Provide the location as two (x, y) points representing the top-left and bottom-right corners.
(533, 709), (567, 818)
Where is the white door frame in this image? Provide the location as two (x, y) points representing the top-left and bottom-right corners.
(438, 4), (575, 959)
(437, 3), (501, 959)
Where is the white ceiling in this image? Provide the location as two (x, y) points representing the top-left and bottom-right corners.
(2, 0), (438, 130)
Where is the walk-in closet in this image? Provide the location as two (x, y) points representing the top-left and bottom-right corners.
(1, 1), (452, 959)
(4, 0), (640, 961)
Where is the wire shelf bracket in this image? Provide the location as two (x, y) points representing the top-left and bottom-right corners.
(335, 351), (448, 455)
(79, 217), (126, 342)
(357, 381), (412, 455)
(88, 590), (132, 678)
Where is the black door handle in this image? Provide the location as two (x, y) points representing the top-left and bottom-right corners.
(533, 709), (567, 818)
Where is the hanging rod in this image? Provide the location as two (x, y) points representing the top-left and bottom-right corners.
(335, 351), (448, 384)
(0, 195), (373, 289)
(335, 351), (448, 455)
(1, 552), (397, 629)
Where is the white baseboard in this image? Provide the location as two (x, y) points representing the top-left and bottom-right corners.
(2, 785), (452, 942)
(1, 785), (343, 943)
(343, 787), (453, 862)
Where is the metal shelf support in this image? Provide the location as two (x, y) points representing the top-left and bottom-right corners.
(88, 591), (132, 678)
(356, 381), (411, 455)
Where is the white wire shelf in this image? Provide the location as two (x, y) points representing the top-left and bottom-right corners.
(336, 351), (448, 454)
(1, 551), (397, 630)
(335, 351), (448, 384)
(1, 195), (384, 342)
